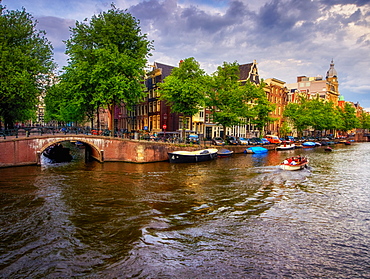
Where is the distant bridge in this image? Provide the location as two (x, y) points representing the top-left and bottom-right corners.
(0, 134), (187, 168)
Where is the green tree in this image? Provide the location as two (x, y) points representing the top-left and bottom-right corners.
(306, 98), (338, 136)
(0, 5), (55, 128)
(207, 62), (256, 138)
(159, 57), (209, 138)
(55, 6), (153, 132)
(279, 121), (292, 137)
(250, 80), (277, 136)
(336, 102), (359, 133)
(283, 96), (311, 136)
(359, 112), (370, 131)
(44, 80), (87, 125)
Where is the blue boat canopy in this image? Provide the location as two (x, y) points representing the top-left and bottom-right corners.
(302, 141), (315, 146)
(246, 146), (268, 153)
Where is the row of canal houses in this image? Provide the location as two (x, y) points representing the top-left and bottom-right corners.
(108, 59), (363, 139)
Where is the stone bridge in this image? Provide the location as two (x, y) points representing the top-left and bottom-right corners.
(0, 135), (196, 168)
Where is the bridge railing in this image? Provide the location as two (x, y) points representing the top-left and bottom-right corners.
(0, 126), (143, 140)
(0, 126), (92, 139)
(0, 127), (199, 144)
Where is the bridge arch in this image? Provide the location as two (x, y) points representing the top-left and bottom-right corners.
(39, 138), (103, 163)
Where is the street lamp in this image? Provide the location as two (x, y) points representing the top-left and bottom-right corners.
(163, 113), (167, 136)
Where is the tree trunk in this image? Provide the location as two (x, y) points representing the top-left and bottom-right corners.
(182, 115), (187, 140)
(222, 124), (226, 139)
(108, 104), (115, 136)
(96, 108), (100, 130)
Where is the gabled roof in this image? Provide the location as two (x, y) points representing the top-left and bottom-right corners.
(238, 60), (260, 84)
(154, 62), (175, 79)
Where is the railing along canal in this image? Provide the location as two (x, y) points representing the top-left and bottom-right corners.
(0, 127), (189, 144)
(0, 127), (116, 140)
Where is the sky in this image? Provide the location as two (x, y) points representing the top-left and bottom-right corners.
(3, 0), (370, 109)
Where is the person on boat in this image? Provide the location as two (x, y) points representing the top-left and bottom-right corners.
(283, 159), (289, 164)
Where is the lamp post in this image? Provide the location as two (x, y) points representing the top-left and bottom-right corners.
(163, 113), (167, 137)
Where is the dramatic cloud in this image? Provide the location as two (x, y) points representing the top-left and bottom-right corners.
(3, 0), (370, 108)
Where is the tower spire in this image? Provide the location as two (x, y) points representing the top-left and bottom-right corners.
(326, 59), (337, 78)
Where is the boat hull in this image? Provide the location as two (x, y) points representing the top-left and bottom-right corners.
(276, 144), (295, 150)
(168, 149), (218, 163)
(217, 149), (234, 157)
(302, 142), (316, 148)
(43, 145), (73, 163)
(280, 156), (309, 171)
(245, 147), (268, 154)
(280, 162), (307, 171)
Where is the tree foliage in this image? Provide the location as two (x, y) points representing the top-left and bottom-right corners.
(358, 112), (370, 130)
(306, 98), (338, 132)
(0, 5), (55, 128)
(284, 97), (311, 135)
(336, 102), (359, 132)
(284, 96), (361, 136)
(249, 80), (277, 136)
(159, 57), (209, 136)
(207, 62), (255, 137)
(47, 6), (153, 129)
(206, 62), (275, 138)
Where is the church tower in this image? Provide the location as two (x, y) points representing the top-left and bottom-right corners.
(326, 59), (340, 105)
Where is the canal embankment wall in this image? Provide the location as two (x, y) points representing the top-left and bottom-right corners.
(0, 133), (368, 168)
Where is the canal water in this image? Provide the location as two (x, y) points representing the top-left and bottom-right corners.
(1, 143), (369, 278)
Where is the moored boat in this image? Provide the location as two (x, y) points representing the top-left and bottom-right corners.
(217, 148), (234, 157)
(302, 141), (316, 148)
(43, 143), (73, 163)
(280, 156), (309, 171)
(168, 148), (218, 163)
(245, 146), (268, 154)
(276, 143), (295, 150)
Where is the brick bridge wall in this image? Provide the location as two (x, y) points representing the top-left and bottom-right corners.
(1, 135), (247, 168)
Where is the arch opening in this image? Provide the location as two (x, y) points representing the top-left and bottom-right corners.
(39, 139), (103, 164)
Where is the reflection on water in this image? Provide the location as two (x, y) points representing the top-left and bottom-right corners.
(1, 143), (369, 278)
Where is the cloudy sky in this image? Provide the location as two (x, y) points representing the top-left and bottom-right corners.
(3, 0), (370, 109)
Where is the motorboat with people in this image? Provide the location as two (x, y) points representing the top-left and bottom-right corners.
(280, 155), (309, 171)
(168, 148), (218, 163)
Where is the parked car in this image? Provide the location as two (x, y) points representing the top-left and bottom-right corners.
(265, 135), (282, 144)
(212, 137), (225, 146)
(225, 136), (238, 145)
(294, 137), (303, 142)
(285, 136), (295, 142)
(261, 138), (270, 145)
(238, 137), (250, 145)
(250, 137), (264, 145)
(186, 134), (200, 144)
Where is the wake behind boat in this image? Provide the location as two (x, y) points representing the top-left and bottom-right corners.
(280, 156), (309, 171)
(168, 148), (218, 163)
